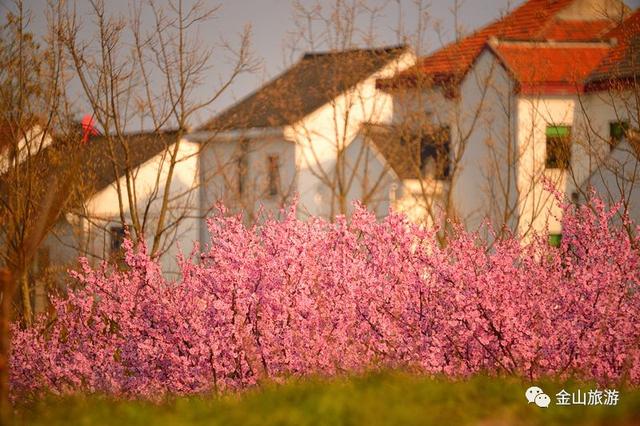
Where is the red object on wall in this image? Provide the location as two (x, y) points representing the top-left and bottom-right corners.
(81, 114), (98, 144)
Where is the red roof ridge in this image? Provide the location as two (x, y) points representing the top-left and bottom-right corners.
(488, 38), (614, 48)
(533, 17), (617, 41)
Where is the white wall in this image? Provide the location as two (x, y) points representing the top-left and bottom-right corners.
(515, 88), (638, 237)
(455, 49), (518, 233)
(197, 130), (296, 228)
(286, 51), (416, 219)
(516, 95), (577, 236)
(344, 133), (399, 218)
(69, 139), (201, 276)
(0, 125), (53, 174)
(579, 89), (640, 226)
(390, 85), (456, 129)
(394, 178), (449, 226)
(31, 219), (81, 313)
(584, 140), (640, 225)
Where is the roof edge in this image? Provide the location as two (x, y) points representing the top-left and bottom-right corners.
(302, 44), (409, 59)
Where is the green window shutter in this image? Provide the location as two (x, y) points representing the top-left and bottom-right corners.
(610, 121), (629, 142)
(546, 126), (571, 137)
(548, 234), (562, 247)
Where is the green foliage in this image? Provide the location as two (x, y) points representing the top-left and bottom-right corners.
(14, 372), (640, 426)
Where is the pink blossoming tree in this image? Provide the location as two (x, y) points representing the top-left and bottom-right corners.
(10, 194), (640, 399)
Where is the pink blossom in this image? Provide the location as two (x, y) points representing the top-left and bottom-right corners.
(10, 193), (640, 398)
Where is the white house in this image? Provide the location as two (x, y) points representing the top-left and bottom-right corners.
(27, 0), (640, 292)
(378, 0), (640, 241)
(0, 122), (53, 175)
(39, 46), (416, 279)
(64, 131), (202, 276)
(190, 45), (416, 220)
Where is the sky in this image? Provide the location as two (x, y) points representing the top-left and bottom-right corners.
(10, 0), (640, 127)
(200, 0), (530, 124)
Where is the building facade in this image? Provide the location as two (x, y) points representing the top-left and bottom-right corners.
(25, 0), (640, 287)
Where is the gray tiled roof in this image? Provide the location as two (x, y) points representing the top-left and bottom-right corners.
(587, 36), (640, 83)
(1, 128), (181, 208)
(201, 45), (408, 131)
(78, 130), (179, 194)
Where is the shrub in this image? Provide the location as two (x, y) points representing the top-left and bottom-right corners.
(10, 197), (640, 398)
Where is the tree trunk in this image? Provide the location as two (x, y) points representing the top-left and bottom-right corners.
(19, 270), (32, 327)
(0, 268), (15, 425)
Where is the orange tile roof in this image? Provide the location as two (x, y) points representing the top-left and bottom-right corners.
(491, 43), (611, 94)
(388, 0), (579, 85)
(380, 0), (627, 89)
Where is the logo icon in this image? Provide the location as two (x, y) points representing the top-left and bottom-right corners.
(526, 386), (551, 408)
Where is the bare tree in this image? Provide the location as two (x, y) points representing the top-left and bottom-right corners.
(0, 0), (81, 420)
(59, 0), (256, 268)
(0, 0), (81, 324)
(277, 0), (415, 220)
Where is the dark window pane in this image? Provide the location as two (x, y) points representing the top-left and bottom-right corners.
(420, 127), (450, 180)
(267, 155), (279, 197)
(110, 226), (125, 253)
(237, 140), (249, 195)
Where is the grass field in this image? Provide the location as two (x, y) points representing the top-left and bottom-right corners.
(13, 372), (640, 425)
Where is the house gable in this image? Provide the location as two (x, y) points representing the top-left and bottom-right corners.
(486, 40), (612, 95)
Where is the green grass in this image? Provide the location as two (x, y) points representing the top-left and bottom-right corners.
(13, 371), (640, 426)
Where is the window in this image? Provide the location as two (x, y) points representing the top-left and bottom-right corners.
(609, 120), (629, 150)
(237, 140), (249, 195)
(546, 125), (571, 169)
(419, 127), (451, 180)
(267, 155), (280, 197)
(549, 233), (562, 248)
(109, 226), (126, 254)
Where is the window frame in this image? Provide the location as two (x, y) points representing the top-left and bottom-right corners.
(609, 120), (629, 151)
(418, 126), (451, 181)
(545, 125), (572, 170)
(266, 155), (280, 197)
(109, 225), (126, 255)
(237, 139), (249, 196)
